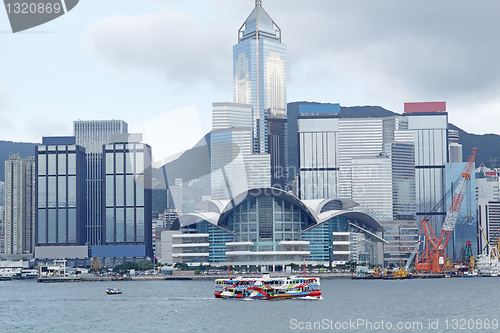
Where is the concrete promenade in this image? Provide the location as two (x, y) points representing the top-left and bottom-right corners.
(81, 272), (353, 281)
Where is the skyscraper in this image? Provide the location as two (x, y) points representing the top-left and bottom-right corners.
(297, 104), (340, 200)
(4, 154), (35, 255)
(233, 1), (287, 187)
(74, 120), (128, 245)
(100, 133), (153, 261)
(297, 105), (418, 266)
(210, 102), (270, 200)
(404, 102), (448, 234)
(35, 137), (87, 247)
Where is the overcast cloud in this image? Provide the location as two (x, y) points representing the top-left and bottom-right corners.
(82, 0), (500, 133)
(3, 0), (500, 143)
(85, 11), (233, 89)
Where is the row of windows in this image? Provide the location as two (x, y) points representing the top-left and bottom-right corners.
(38, 153), (77, 176)
(38, 176), (77, 208)
(38, 145), (77, 152)
(105, 151), (145, 175)
(37, 208), (77, 244)
(105, 175), (145, 207)
(105, 207), (145, 243)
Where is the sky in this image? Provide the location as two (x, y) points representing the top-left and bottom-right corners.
(1, 0), (500, 150)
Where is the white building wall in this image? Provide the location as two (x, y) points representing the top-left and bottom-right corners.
(160, 230), (182, 264)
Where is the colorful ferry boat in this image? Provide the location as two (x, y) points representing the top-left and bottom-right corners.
(214, 275), (321, 300)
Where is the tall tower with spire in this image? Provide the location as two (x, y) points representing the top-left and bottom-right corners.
(233, 0), (287, 187)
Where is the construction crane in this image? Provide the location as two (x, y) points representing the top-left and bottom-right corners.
(415, 148), (477, 273)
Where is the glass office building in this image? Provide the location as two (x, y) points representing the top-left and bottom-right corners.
(233, 1), (286, 155)
(35, 137), (86, 246)
(103, 134), (153, 259)
(444, 162), (476, 260)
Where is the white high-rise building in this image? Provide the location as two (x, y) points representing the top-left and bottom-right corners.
(448, 129), (463, 163)
(476, 165), (500, 250)
(0, 180), (4, 206)
(4, 154), (35, 255)
(404, 102), (449, 234)
(297, 104), (339, 200)
(210, 103), (270, 200)
(74, 120), (128, 245)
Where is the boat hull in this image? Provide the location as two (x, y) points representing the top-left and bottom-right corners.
(214, 276), (322, 300)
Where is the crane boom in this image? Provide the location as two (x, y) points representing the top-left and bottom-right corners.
(438, 148), (477, 249)
(415, 148), (477, 273)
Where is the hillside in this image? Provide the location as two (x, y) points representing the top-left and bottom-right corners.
(0, 141), (38, 182)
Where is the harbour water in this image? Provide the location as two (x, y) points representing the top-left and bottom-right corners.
(1, 277), (500, 332)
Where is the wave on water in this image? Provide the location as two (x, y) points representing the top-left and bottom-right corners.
(164, 297), (213, 301)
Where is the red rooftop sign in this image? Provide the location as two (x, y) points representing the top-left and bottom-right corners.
(404, 102), (446, 113)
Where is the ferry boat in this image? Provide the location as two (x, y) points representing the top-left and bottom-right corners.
(106, 288), (123, 295)
(214, 275), (321, 300)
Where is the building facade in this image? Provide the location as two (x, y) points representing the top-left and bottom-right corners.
(74, 120), (128, 246)
(4, 154), (35, 255)
(404, 102), (448, 235)
(233, 1), (287, 155)
(210, 103), (270, 200)
(267, 114), (287, 189)
(444, 162), (477, 260)
(448, 129), (463, 163)
(35, 137), (87, 247)
(297, 105), (418, 266)
(164, 188), (386, 267)
(297, 104), (340, 200)
(476, 165), (500, 254)
(100, 133), (153, 261)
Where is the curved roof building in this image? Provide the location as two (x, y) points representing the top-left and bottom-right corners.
(165, 188), (386, 267)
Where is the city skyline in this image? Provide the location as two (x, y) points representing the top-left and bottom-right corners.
(1, 1), (500, 145)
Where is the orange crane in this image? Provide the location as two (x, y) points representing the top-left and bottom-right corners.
(415, 148), (477, 273)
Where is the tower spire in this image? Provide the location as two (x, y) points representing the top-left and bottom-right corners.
(256, 0), (262, 6)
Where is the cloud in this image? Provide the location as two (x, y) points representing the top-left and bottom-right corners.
(279, 0), (500, 103)
(85, 11), (233, 89)
(24, 117), (71, 143)
(81, 0), (500, 134)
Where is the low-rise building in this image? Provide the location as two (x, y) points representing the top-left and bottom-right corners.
(163, 188), (387, 269)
